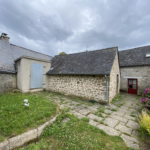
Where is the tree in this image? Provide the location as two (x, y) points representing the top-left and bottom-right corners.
(59, 52), (67, 55)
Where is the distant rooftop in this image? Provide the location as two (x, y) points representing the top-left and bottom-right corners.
(0, 33), (52, 72)
(119, 45), (150, 67)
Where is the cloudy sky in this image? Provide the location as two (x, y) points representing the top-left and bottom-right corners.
(0, 0), (150, 56)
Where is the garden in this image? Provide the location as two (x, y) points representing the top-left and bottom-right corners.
(20, 111), (133, 150)
(0, 92), (59, 142)
(0, 91), (135, 150)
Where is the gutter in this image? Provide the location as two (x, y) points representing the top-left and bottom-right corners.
(0, 70), (17, 74)
(46, 72), (110, 75)
(105, 75), (109, 101)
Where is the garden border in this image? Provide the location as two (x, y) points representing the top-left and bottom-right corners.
(0, 114), (59, 150)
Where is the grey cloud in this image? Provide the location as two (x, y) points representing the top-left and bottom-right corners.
(0, 0), (150, 56)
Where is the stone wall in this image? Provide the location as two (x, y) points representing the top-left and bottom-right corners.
(109, 52), (120, 102)
(49, 75), (107, 102)
(120, 66), (150, 94)
(0, 73), (17, 93)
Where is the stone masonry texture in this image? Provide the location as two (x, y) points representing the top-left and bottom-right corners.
(0, 73), (16, 93)
(49, 75), (107, 102)
(120, 66), (150, 94)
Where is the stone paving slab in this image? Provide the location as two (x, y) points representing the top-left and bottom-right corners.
(124, 102), (135, 107)
(89, 120), (99, 127)
(119, 121), (126, 126)
(104, 109), (113, 114)
(115, 124), (132, 134)
(125, 111), (133, 116)
(69, 110), (86, 119)
(101, 113), (107, 117)
(104, 117), (119, 128)
(78, 109), (91, 115)
(0, 140), (9, 150)
(92, 104), (101, 108)
(105, 104), (117, 109)
(123, 114), (136, 121)
(87, 106), (98, 112)
(120, 106), (129, 110)
(69, 110), (81, 116)
(132, 130), (139, 137)
(129, 108), (136, 112)
(74, 106), (85, 111)
(87, 114), (103, 121)
(126, 120), (140, 129)
(78, 114), (87, 119)
(121, 134), (139, 149)
(117, 108), (128, 113)
(97, 124), (121, 136)
(111, 111), (126, 117)
(110, 114), (128, 123)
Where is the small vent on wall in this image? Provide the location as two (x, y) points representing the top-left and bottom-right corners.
(146, 54), (150, 57)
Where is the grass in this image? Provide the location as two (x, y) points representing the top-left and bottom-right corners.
(100, 118), (105, 124)
(94, 106), (105, 117)
(20, 112), (134, 150)
(94, 112), (104, 118)
(0, 92), (58, 142)
(107, 108), (117, 111)
(112, 94), (121, 103)
(81, 117), (89, 122)
(98, 107), (105, 113)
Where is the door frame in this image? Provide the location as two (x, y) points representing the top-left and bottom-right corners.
(127, 78), (138, 95)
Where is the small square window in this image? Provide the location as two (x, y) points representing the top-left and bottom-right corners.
(133, 85), (136, 89)
(146, 54), (150, 57)
(129, 80), (132, 85)
(133, 80), (136, 84)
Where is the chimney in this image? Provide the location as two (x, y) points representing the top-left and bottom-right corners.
(0, 33), (10, 42)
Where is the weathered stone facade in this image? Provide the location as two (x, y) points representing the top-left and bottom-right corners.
(49, 75), (107, 102)
(109, 53), (120, 102)
(49, 52), (120, 103)
(120, 66), (150, 94)
(0, 73), (17, 93)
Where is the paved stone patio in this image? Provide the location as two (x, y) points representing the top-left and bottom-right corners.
(48, 92), (146, 150)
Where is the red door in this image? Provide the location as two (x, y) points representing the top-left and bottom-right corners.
(128, 79), (137, 95)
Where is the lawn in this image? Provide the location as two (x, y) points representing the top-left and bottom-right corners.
(0, 92), (59, 142)
(20, 112), (133, 150)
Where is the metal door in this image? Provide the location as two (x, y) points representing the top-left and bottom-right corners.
(128, 79), (137, 95)
(30, 63), (43, 89)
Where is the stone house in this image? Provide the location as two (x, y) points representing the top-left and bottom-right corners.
(47, 47), (120, 103)
(0, 33), (52, 93)
(119, 46), (150, 95)
(1, 32), (150, 103)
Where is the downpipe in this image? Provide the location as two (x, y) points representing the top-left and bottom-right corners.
(105, 75), (109, 102)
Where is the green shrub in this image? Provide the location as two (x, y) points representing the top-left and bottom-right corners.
(138, 109), (150, 135)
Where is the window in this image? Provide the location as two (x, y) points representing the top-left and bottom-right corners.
(146, 54), (150, 57)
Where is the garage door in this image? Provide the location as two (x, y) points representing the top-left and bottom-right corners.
(30, 63), (43, 89)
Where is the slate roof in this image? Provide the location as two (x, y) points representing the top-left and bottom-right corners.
(119, 45), (150, 67)
(0, 40), (52, 72)
(47, 47), (118, 75)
